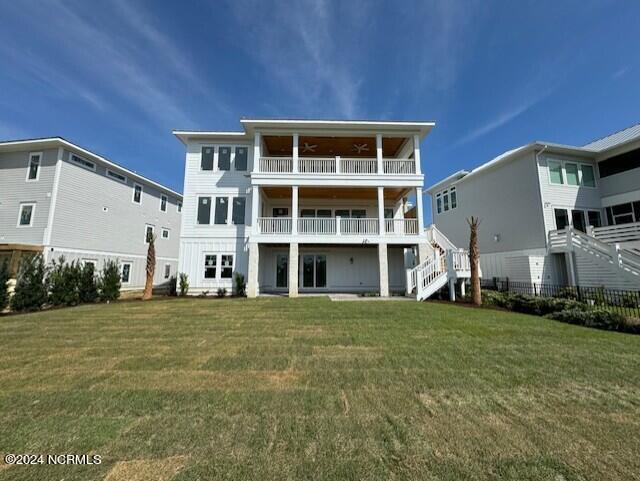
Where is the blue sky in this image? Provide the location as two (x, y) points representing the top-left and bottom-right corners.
(0, 0), (638, 222)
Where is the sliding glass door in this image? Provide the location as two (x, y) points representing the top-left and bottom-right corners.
(302, 254), (327, 289)
(276, 254), (288, 288)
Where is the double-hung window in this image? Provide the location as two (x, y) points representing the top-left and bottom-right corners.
(132, 183), (143, 204)
(201, 147), (214, 171)
(218, 147), (231, 171)
(121, 262), (132, 284)
(145, 224), (155, 243)
(26, 152), (41, 181)
(164, 264), (171, 279)
(160, 194), (168, 212)
(204, 255), (217, 279)
(18, 203), (35, 227)
(197, 197), (211, 224)
(234, 147), (248, 171)
(214, 197), (228, 224)
(232, 197), (246, 225)
(221, 255), (233, 278)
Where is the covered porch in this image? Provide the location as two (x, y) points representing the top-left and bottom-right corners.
(0, 244), (43, 277)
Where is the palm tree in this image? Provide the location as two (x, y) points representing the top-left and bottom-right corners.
(467, 216), (481, 306)
(142, 233), (156, 300)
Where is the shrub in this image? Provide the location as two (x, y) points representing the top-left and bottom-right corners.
(78, 263), (99, 304)
(621, 292), (640, 309)
(481, 291), (583, 315)
(0, 260), (10, 311)
(217, 287), (227, 297)
(11, 254), (47, 312)
(99, 260), (121, 302)
(47, 256), (81, 307)
(168, 275), (178, 296)
(179, 273), (189, 296)
(554, 287), (578, 300)
(547, 309), (636, 333)
(233, 272), (246, 297)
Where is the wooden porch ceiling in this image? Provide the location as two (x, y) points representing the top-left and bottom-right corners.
(263, 136), (407, 158)
(262, 186), (409, 201)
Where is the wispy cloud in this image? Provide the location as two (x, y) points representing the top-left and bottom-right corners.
(612, 66), (629, 80)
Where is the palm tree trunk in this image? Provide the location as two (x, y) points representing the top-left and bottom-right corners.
(142, 235), (156, 300)
(467, 216), (481, 306)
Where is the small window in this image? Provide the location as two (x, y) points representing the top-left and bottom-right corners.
(450, 187), (457, 209)
(565, 163), (579, 186)
(436, 194), (442, 214)
(161, 228), (170, 239)
(17, 203), (35, 227)
(70, 153), (96, 171)
(384, 208), (394, 219)
(160, 194), (168, 212)
(235, 147), (248, 171)
(554, 208), (569, 230)
(218, 147), (231, 170)
(273, 207), (289, 217)
(300, 209), (315, 218)
(82, 259), (97, 270)
(177, 200), (182, 213)
(443, 190), (449, 211)
(121, 262), (132, 284)
(221, 255), (233, 278)
(317, 209), (331, 218)
(164, 263), (171, 279)
(335, 209), (350, 218)
(204, 255), (217, 279)
(232, 197), (246, 225)
(548, 160), (564, 184)
(214, 197), (228, 224)
(132, 183), (143, 204)
(581, 165), (595, 187)
(197, 197), (211, 225)
(201, 147), (214, 171)
(145, 224), (155, 243)
(351, 209), (366, 218)
(26, 153), (41, 181)
(587, 210), (601, 228)
(107, 169), (127, 184)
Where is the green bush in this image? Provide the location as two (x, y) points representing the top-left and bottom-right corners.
(0, 260), (10, 311)
(78, 263), (99, 304)
(168, 275), (178, 296)
(47, 257), (81, 307)
(179, 273), (189, 296)
(482, 290), (583, 316)
(547, 309), (636, 333)
(233, 272), (246, 297)
(11, 254), (47, 312)
(217, 287), (227, 297)
(99, 260), (121, 302)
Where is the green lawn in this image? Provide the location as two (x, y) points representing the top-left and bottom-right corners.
(1, 297), (639, 481)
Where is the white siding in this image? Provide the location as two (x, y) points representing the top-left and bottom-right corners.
(479, 248), (564, 284)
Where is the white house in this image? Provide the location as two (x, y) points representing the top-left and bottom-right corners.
(0, 137), (182, 289)
(427, 124), (640, 291)
(174, 119), (473, 300)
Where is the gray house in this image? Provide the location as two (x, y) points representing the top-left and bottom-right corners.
(0, 137), (182, 289)
(426, 124), (640, 291)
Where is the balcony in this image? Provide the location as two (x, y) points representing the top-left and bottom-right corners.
(257, 217), (419, 236)
(258, 156), (416, 175)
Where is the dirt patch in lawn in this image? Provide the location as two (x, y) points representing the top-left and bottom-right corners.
(104, 455), (188, 481)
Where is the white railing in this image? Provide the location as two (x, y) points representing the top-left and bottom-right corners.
(258, 217), (292, 234)
(340, 217), (379, 235)
(592, 222), (640, 245)
(259, 156), (293, 173)
(298, 217), (336, 235)
(299, 157), (336, 173)
(425, 225), (457, 251)
(448, 249), (471, 272)
(383, 159), (416, 174)
(340, 157), (377, 174)
(384, 218), (419, 235)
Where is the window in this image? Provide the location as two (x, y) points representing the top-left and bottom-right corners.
(121, 262), (132, 284)
(384, 208), (394, 219)
(218, 147), (231, 170)
(132, 183), (143, 204)
(107, 169), (127, 184)
(177, 200), (182, 213)
(273, 207), (289, 217)
(82, 259), (97, 270)
(436, 188), (456, 213)
(145, 224), (155, 243)
(221, 255), (233, 278)
(443, 190), (449, 211)
(164, 263), (171, 279)
(565, 163), (579, 186)
(548, 161), (564, 184)
(351, 209), (366, 218)
(17, 203), (35, 227)
(300, 209), (315, 218)
(587, 210), (602, 228)
(161, 228), (170, 239)
(571, 210), (586, 232)
(197, 197), (211, 224)
(606, 202), (638, 225)
(26, 152), (41, 181)
(450, 187), (457, 209)
(160, 194), (168, 212)
(232, 197), (246, 225)
(436, 194), (442, 214)
(214, 197), (229, 224)
(70, 153), (95, 171)
(598, 147), (640, 178)
(335, 209), (350, 218)
(554, 208), (569, 230)
(317, 209), (331, 218)
(204, 255), (217, 278)
(201, 147), (214, 171)
(235, 147), (248, 171)
(581, 165), (595, 187)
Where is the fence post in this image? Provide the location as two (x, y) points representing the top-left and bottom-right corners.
(615, 243), (623, 268)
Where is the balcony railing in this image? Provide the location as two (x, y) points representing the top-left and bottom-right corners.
(256, 217), (419, 236)
(340, 218), (379, 235)
(256, 156), (416, 174)
(258, 217), (292, 234)
(384, 218), (419, 235)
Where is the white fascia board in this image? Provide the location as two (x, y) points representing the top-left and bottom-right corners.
(172, 130), (248, 145)
(425, 170), (469, 194)
(250, 173), (424, 188)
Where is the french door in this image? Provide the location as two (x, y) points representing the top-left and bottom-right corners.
(302, 254), (327, 289)
(276, 254), (288, 288)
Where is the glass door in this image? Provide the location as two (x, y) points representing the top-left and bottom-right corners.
(276, 254), (288, 288)
(571, 210), (586, 232)
(301, 254), (327, 289)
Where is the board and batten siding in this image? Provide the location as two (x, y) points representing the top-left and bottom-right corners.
(479, 248), (564, 284)
(0, 148), (59, 245)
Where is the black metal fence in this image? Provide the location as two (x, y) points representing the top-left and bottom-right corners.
(480, 278), (640, 319)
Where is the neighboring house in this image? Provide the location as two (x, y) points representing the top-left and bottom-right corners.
(0, 137), (182, 289)
(174, 118), (469, 299)
(427, 124), (640, 291)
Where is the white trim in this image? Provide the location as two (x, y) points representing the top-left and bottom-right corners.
(145, 224), (155, 243)
(546, 157), (597, 189)
(46, 246), (177, 261)
(161, 227), (170, 239)
(81, 258), (98, 268)
(69, 153), (96, 171)
(43, 147), (64, 245)
(17, 202), (36, 227)
(106, 169), (127, 184)
(160, 194), (168, 212)
(132, 182), (143, 204)
(120, 261), (133, 285)
(434, 186), (457, 214)
(25, 151), (42, 182)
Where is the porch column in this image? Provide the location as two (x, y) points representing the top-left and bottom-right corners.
(291, 186), (298, 235)
(376, 133), (383, 174)
(459, 280), (466, 298)
(565, 252), (577, 286)
(253, 131), (261, 173)
(415, 187), (425, 233)
(449, 277), (456, 301)
(251, 186), (261, 235)
(377, 186), (385, 235)
(413, 134), (422, 175)
(247, 242), (260, 298)
(378, 242), (389, 297)
(289, 242), (299, 297)
(292, 133), (299, 174)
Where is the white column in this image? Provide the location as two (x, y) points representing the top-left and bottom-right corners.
(565, 252), (577, 286)
(253, 131), (261, 173)
(289, 243), (299, 297)
(460, 280), (466, 298)
(251, 186), (261, 235)
(376, 133), (383, 174)
(292, 133), (299, 174)
(415, 187), (425, 233)
(247, 242), (260, 298)
(378, 243), (389, 297)
(377, 186), (385, 235)
(413, 134), (422, 175)
(449, 277), (456, 301)
(291, 186), (298, 235)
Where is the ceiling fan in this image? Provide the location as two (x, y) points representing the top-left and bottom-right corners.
(352, 143), (369, 154)
(302, 142), (317, 153)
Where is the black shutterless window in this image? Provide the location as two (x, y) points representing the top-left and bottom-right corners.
(201, 147), (214, 171)
(554, 208), (569, 230)
(197, 197), (211, 224)
(232, 197), (246, 225)
(218, 147), (231, 171)
(235, 147), (248, 171)
(215, 197), (228, 224)
(598, 148), (640, 178)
